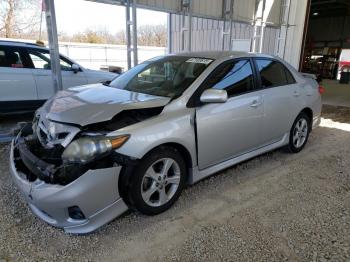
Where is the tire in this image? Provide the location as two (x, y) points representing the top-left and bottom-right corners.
(287, 112), (311, 153)
(128, 146), (186, 215)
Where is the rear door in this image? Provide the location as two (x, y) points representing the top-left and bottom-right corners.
(253, 58), (300, 145)
(0, 45), (38, 111)
(195, 59), (264, 169)
(26, 48), (87, 99)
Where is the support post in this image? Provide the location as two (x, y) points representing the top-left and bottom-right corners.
(180, 0), (192, 52)
(228, 0), (234, 51)
(276, 0), (291, 58)
(44, 0), (62, 93)
(125, 0), (138, 69)
(167, 13), (172, 53)
(187, 0), (192, 51)
(251, 0), (265, 53)
(125, 0), (132, 69)
(222, 0), (234, 50)
(131, 0), (138, 66)
(259, 0), (266, 53)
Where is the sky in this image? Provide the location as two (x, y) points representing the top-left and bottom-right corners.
(54, 0), (168, 35)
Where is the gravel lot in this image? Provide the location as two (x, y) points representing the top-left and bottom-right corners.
(0, 105), (349, 261)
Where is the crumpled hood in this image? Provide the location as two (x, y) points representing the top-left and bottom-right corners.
(41, 83), (171, 126)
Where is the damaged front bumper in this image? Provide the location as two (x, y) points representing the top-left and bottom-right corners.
(9, 136), (129, 234)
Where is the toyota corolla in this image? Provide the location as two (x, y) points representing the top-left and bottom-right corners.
(10, 51), (322, 233)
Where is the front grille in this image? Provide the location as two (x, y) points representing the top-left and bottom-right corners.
(35, 118), (80, 148)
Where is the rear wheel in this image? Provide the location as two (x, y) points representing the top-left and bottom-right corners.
(128, 146), (186, 215)
(287, 112), (311, 153)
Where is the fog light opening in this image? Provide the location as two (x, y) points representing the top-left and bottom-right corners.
(68, 206), (86, 220)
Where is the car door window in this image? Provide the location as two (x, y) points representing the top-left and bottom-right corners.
(28, 49), (73, 71)
(255, 59), (294, 88)
(0, 48), (6, 67)
(205, 59), (254, 97)
(0, 46), (29, 68)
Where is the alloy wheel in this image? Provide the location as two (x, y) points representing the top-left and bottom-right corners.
(141, 158), (181, 207)
(292, 118), (308, 148)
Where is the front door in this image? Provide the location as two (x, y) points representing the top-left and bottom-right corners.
(0, 46), (37, 105)
(27, 48), (87, 99)
(195, 59), (264, 169)
(0, 46), (37, 101)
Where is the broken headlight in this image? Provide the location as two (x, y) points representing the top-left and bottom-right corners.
(62, 135), (129, 163)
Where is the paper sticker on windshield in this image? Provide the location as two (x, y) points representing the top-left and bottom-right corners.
(186, 58), (213, 65)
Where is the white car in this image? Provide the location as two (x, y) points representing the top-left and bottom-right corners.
(0, 40), (118, 113)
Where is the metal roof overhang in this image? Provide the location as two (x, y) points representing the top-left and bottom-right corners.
(85, 0), (225, 20)
(85, 0), (282, 25)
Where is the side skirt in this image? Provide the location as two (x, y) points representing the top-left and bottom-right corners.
(189, 133), (289, 184)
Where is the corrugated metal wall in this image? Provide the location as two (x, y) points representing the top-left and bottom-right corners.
(87, 0), (306, 69)
(169, 14), (280, 55)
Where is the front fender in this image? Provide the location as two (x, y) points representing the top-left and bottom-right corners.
(108, 108), (196, 164)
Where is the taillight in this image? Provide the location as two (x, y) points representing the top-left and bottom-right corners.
(319, 85), (325, 94)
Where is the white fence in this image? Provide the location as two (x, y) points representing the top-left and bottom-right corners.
(58, 42), (167, 71)
(1, 38), (167, 71)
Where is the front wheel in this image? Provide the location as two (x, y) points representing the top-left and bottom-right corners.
(287, 112), (311, 153)
(128, 146), (186, 215)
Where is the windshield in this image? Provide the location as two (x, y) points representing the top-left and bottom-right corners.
(109, 56), (213, 98)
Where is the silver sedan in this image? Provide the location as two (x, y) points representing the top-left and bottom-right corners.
(10, 51), (322, 233)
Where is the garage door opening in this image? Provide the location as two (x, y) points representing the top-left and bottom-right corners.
(301, 0), (350, 80)
(300, 0), (350, 107)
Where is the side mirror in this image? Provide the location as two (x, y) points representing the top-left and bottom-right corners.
(200, 89), (228, 103)
(102, 80), (111, 86)
(71, 64), (80, 73)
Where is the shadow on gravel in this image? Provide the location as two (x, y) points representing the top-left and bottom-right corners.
(0, 112), (33, 133)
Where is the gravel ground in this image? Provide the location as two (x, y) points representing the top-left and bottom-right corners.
(0, 105), (350, 261)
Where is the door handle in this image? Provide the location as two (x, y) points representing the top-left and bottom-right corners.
(250, 99), (262, 108)
(293, 90), (300, 97)
(35, 74), (50, 76)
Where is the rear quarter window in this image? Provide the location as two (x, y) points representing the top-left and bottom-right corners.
(285, 67), (296, 84)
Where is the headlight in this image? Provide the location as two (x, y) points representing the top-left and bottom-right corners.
(62, 135), (129, 163)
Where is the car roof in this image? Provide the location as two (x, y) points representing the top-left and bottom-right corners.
(0, 40), (47, 49)
(171, 50), (274, 60)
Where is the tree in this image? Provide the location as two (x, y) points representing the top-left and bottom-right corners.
(0, 0), (41, 38)
(115, 30), (126, 45)
(138, 24), (167, 47)
(69, 29), (118, 44)
(63, 25), (167, 47)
